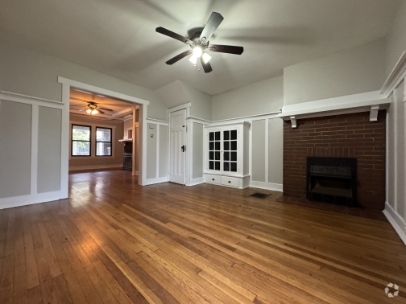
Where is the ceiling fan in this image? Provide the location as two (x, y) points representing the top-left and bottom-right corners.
(71, 98), (114, 115)
(156, 12), (244, 73)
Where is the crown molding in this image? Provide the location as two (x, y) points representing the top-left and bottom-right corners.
(380, 51), (406, 97)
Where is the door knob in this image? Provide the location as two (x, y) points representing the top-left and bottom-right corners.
(181, 145), (186, 152)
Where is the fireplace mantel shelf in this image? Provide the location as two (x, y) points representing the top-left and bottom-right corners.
(279, 91), (390, 128)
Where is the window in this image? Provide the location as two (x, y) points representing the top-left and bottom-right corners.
(72, 125), (91, 156)
(96, 127), (112, 156)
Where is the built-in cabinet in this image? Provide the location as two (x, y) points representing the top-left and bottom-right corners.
(204, 122), (250, 189)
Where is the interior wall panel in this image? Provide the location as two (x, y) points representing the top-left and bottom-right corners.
(37, 106), (62, 193)
(0, 100), (32, 198)
(251, 120), (266, 182)
(147, 123), (157, 179)
(159, 125), (169, 178)
(192, 123), (204, 179)
(268, 118), (284, 185)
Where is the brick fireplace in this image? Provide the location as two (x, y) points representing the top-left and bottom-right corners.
(283, 110), (386, 210)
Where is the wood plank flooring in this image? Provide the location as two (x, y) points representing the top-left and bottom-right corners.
(1, 170), (406, 303)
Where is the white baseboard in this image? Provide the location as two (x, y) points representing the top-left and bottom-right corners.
(187, 177), (204, 186)
(144, 176), (169, 186)
(0, 191), (64, 210)
(383, 202), (406, 245)
(249, 181), (283, 192)
(69, 164), (122, 171)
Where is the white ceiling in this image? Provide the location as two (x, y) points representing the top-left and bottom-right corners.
(0, 0), (400, 95)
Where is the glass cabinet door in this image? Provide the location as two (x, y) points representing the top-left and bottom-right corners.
(208, 131), (221, 171)
(223, 129), (237, 172)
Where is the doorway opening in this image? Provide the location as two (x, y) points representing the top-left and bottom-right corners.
(69, 88), (140, 176)
(59, 77), (149, 198)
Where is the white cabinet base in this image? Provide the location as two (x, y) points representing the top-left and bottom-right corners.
(204, 174), (250, 189)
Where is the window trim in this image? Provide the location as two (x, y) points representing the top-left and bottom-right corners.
(71, 124), (92, 157)
(95, 126), (113, 157)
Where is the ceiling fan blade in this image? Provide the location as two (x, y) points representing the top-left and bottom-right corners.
(99, 107), (113, 112)
(200, 57), (213, 73)
(98, 110), (105, 115)
(156, 27), (193, 45)
(166, 50), (193, 65)
(200, 12), (224, 44)
(208, 44), (244, 55)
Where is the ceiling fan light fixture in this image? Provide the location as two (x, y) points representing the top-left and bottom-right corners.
(202, 52), (211, 63)
(192, 46), (203, 58)
(189, 55), (198, 65)
(86, 108), (92, 114)
(91, 109), (99, 115)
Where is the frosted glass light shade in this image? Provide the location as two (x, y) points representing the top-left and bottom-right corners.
(202, 53), (211, 63)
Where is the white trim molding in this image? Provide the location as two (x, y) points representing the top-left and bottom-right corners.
(249, 181), (283, 192)
(144, 177), (169, 186)
(0, 191), (63, 210)
(1, 90), (62, 105)
(380, 51), (406, 97)
(369, 105), (380, 122)
(167, 102), (191, 115)
(279, 91), (390, 128)
(146, 118), (169, 125)
(58, 77), (150, 106)
(383, 202), (406, 245)
(187, 177), (205, 187)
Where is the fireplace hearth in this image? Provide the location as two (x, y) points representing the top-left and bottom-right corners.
(306, 157), (357, 206)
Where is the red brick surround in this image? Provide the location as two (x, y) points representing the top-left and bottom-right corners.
(283, 110), (386, 210)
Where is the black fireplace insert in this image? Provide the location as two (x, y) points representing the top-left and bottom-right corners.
(306, 157), (357, 206)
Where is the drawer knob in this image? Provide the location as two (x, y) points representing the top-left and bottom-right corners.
(212, 178), (215, 181)
(228, 181), (231, 183)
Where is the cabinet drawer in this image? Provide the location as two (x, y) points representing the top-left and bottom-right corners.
(205, 174), (221, 185)
(221, 176), (240, 188)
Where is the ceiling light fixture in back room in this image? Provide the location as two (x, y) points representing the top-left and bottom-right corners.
(156, 12), (244, 73)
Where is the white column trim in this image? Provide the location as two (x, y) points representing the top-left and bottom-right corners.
(156, 124), (160, 179)
(140, 104), (147, 185)
(30, 105), (39, 195)
(264, 119), (269, 183)
(393, 89), (399, 212)
(383, 203), (406, 245)
(186, 120), (194, 185)
(386, 110), (389, 206)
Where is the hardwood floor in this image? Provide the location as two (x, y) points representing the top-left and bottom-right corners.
(1, 170), (405, 303)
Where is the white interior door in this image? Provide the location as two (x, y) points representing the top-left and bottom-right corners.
(169, 109), (186, 184)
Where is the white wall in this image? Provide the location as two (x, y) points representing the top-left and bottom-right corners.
(386, 1), (406, 75)
(0, 40), (167, 120)
(180, 83), (211, 121)
(212, 76), (283, 121)
(284, 39), (387, 105)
